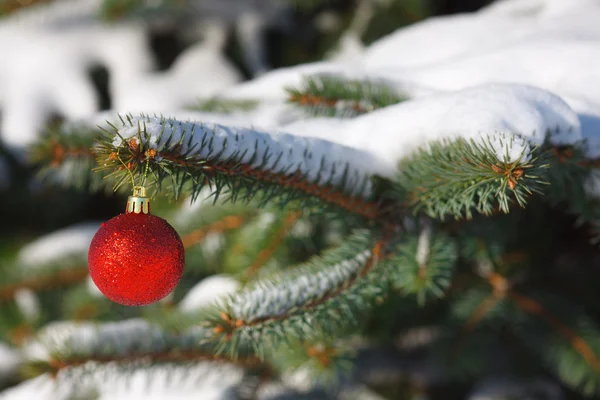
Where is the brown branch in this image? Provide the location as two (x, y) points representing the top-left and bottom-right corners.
(48, 349), (262, 373)
(181, 215), (249, 248)
(0, 267), (88, 302)
(509, 291), (600, 372)
(246, 211), (302, 278)
(306, 345), (338, 368)
(1, 0), (51, 15)
(288, 93), (369, 114)
(453, 293), (501, 354)
(157, 151), (381, 221)
(470, 271), (600, 372)
(50, 141), (96, 167)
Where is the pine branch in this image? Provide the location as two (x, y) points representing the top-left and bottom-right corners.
(390, 224), (457, 305)
(181, 214), (251, 249)
(277, 0), (337, 12)
(94, 114), (385, 222)
(286, 75), (406, 118)
(245, 211), (301, 278)
(35, 319), (262, 376)
(0, 259), (87, 303)
(395, 135), (549, 220)
(270, 336), (354, 386)
(100, 0), (185, 21)
(29, 123), (113, 193)
(0, 0), (51, 15)
(508, 291), (600, 395)
(26, 359), (251, 399)
(192, 230), (388, 358)
(187, 97), (261, 114)
(222, 211), (302, 279)
(451, 285), (509, 356)
(468, 270), (600, 394)
(543, 142), (594, 212)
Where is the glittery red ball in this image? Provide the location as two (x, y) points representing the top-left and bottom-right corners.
(88, 213), (185, 306)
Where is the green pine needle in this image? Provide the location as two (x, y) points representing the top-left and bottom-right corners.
(286, 75), (406, 118)
(187, 97), (261, 114)
(390, 227), (457, 305)
(395, 135), (549, 220)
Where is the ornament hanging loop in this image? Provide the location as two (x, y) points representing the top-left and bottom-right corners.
(127, 186), (150, 214)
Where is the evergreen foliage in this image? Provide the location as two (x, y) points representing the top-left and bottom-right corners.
(17, 89), (600, 397)
(286, 75), (406, 118)
(3, 1), (600, 399)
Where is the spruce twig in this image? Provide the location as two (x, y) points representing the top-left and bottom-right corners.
(95, 115), (384, 222)
(286, 75), (406, 118)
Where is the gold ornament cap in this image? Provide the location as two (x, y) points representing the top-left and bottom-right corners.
(126, 186), (151, 214)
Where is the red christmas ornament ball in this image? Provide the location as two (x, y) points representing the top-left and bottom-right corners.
(88, 213), (185, 306)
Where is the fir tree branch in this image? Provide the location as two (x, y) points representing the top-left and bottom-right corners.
(543, 143), (593, 212)
(270, 336), (354, 386)
(245, 211), (301, 278)
(469, 270), (600, 393)
(389, 224), (457, 305)
(181, 214), (250, 248)
(187, 97), (261, 114)
(395, 135), (549, 220)
(452, 289), (505, 355)
(509, 292), (600, 372)
(0, 0), (51, 15)
(46, 348), (261, 374)
(95, 114), (385, 222)
(100, 0), (185, 21)
(29, 123), (113, 193)
(198, 231), (389, 358)
(35, 319), (263, 376)
(0, 263), (87, 303)
(286, 75), (406, 118)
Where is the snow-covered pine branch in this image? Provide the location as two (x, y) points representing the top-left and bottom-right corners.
(0, 223), (98, 303)
(96, 114), (388, 221)
(33, 319), (258, 370)
(192, 231), (388, 357)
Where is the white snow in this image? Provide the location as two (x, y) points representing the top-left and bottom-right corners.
(282, 83), (580, 165)
(0, 363), (243, 400)
(14, 289), (41, 322)
(86, 275), (104, 298)
(111, 21), (242, 113)
(0, 20), (152, 148)
(178, 275), (240, 312)
(218, 0), (600, 151)
(0, 343), (22, 383)
(21, 320), (96, 362)
(9, 318), (244, 400)
(17, 222), (100, 266)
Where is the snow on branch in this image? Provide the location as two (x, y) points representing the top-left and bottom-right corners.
(30, 319), (260, 374)
(9, 361), (246, 400)
(197, 230), (388, 356)
(30, 123), (113, 193)
(0, 223), (99, 302)
(96, 114), (388, 220)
